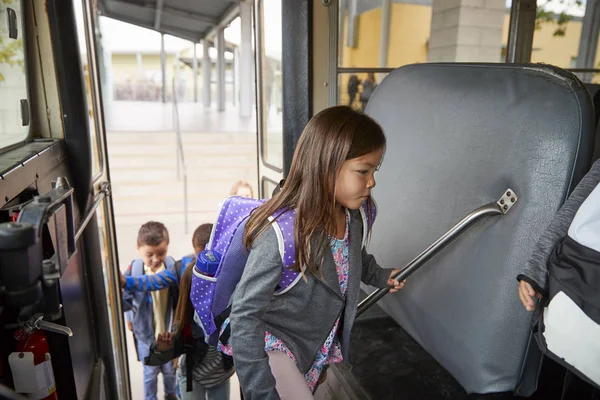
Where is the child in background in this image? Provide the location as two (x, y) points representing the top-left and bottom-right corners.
(122, 221), (178, 400)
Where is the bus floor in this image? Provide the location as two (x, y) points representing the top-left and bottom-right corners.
(318, 292), (598, 400)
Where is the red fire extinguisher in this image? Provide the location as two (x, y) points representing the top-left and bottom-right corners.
(9, 328), (58, 400)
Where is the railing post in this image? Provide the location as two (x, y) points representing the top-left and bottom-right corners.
(172, 72), (188, 234)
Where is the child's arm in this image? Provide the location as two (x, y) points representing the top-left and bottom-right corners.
(361, 248), (396, 288)
(518, 159), (600, 310)
(230, 227), (282, 400)
(122, 258), (181, 292)
(145, 332), (178, 366)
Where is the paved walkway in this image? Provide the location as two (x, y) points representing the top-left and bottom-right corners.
(105, 101), (257, 133)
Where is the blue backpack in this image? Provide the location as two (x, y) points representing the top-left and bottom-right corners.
(190, 196), (376, 349)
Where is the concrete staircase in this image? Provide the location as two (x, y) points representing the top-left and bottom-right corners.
(108, 128), (255, 400)
(106, 130), (258, 268)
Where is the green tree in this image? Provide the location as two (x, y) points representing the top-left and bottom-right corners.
(1, 0), (25, 82)
(0, 36), (24, 82)
(536, 0), (584, 37)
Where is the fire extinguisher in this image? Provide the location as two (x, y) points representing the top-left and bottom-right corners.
(8, 327), (58, 400)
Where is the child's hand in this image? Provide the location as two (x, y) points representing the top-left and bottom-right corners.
(120, 272), (126, 288)
(518, 280), (542, 311)
(127, 321), (133, 332)
(388, 269), (406, 293)
(156, 332), (175, 352)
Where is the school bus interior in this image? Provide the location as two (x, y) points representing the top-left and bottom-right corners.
(1, 0), (600, 399)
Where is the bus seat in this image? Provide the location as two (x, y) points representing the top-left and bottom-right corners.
(364, 63), (595, 395)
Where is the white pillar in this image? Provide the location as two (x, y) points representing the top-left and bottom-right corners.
(347, 0), (358, 48)
(97, 18), (113, 125)
(175, 51), (180, 100)
(193, 43), (198, 102)
(428, 0), (505, 62)
(202, 40), (211, 108)
(160, 34), (166, 103)
(240, 1), (253, 118)
(378, 0), (391, 68)
(217, 29), (226, 112)
(233, 48), (238, 107)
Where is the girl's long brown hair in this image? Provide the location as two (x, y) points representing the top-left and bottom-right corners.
(244, 106), (386, 275)
(173, 262), (195, 335)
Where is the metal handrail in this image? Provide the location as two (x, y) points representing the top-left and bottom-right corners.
(172, 74), (189, 234)
(356, 189), (519, 318)
(75, 182), (110, 242)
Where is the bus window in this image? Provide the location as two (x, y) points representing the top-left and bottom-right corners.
(73, 0), (102, 179)
(338, 1), (512, 69)
(531, 1), (600, 83)
(0, 0), (29, 151)
(338, 72), (388, 111)
(335, 1), (513, 107)
(259, 0), (283, 171)
(261, 176), (279, 198)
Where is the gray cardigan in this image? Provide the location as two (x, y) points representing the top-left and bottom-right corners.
(230, 209), (392, 399)
(518, 160), (600, 294)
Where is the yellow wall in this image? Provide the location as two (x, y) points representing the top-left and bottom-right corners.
(111, 53), (179, 83)
(341, 8), (381, 68)
(532, 21), (582, 66)
(110, 50), (238, 102)
(109, 5), (600, 104)
(342, 4), (600, 72)
(387, 4), (431, 67)
(341, 4), (431, 68)
(530, 20), (600, 70)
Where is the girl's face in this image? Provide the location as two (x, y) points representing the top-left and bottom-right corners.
(334, 148), (383, 210)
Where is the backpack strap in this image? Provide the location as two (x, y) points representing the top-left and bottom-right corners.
(358, 199), (377, 248)
(271, 200), (377, 295)
(131, 259), (145, 277)
(164, 256), (176, 270)
(270, 209), (304, 295)
(181, 323), (207, 393)
(181, 255), (195, 273)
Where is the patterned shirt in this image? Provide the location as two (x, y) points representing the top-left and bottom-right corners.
(264, 210), (350, 392)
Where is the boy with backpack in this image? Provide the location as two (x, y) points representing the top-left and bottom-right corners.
(121, 223), (234, 398)
(121, 223), (213, 304)
(122, 221), (178, 400)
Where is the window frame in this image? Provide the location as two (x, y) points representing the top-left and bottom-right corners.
(0, 0), (32, 154)
(256, 0), (284, 173)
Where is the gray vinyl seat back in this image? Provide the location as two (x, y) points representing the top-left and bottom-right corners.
(365, 64), (595, 394)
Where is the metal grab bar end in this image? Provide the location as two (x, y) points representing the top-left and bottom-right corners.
(497, 188), (518, 214)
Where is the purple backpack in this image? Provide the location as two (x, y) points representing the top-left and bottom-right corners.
(190, 195), (376, 348)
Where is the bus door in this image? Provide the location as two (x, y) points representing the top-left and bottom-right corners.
(254, 0), (284, 197)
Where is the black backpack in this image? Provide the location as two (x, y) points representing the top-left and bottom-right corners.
(533, 181), (600, 390)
